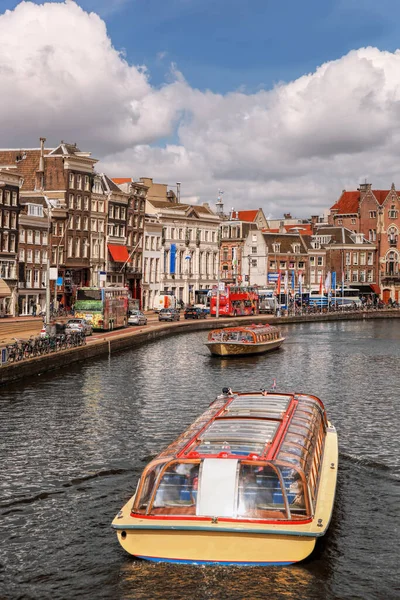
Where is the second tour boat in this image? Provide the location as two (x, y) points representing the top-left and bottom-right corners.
(205, 324), (285, 356)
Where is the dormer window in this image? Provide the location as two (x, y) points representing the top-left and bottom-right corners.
(311, 241), (321, 249)
(272, 243), (280, 253)
(293, 243), (300, 253)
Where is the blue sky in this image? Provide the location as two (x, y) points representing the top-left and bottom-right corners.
(3, 0), (400, 214)
(3, 0), (400, 93)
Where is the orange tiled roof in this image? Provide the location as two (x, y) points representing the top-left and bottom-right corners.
(284, 223), (313, 235)
(330, 191), (360, 214)
(237, 210), (258, 222)
(112, 177), (131, 184)
(372, 190), (391, 205)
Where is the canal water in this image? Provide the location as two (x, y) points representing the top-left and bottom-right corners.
(0, 320), (399, 600)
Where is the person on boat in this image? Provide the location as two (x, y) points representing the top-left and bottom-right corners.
(288, 470), (305, 507)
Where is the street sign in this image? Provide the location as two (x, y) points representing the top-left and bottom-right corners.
(49, 268), (58, 280)
(1, 347), (7, 365)
(56, 276), (63, 286)
(268, 273), (279, 282)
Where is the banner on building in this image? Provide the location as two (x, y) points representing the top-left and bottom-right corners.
(170, 244), (176, 274)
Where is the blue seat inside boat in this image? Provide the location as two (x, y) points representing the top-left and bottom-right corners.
(273, 492), (296, 504)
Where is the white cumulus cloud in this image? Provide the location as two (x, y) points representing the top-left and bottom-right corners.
(2, 1), (400, 216)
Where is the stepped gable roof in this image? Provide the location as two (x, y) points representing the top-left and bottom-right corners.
(262, 232), (308, 253)
(237, 210), (258, 222)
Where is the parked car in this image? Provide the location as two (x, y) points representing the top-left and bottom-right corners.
(65, 318), (93, 336)
(128, 310), (147, 326)
(184, 307), (207, 320)
(158, 308), (180, 322)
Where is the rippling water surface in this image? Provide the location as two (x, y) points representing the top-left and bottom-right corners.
(1, 320), (399, 599)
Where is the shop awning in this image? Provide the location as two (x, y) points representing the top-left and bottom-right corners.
(108, 244), (130, 263)
(0, 278), (11, 298)
(370, 284), (381, 295)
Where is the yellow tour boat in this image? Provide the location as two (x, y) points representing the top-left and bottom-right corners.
(112, 388), (338, 565)
(205, 324), (285, 357)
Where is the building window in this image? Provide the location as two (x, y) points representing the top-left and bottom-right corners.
(68, 237), (73, 257)
(353, 253), (358, 265)
(269, 261), (276, 269)
(83, 238), (89, 258)
(298, 261), (305, 269)
(360, 270), (366, 282)
(28, 204), (44, 217)
(4, 191), (10, 205)
(77, 175), (82, 190)
(84, 176), (90, 191)
(352, 271), (358, 282)
(34, 250), (40, 264)
(251, 259), (257, 267)
(69, 173), (74, 188)
(337, 218), (343, 225)
(317, 256), (323, 266)
(351, 218), (356, 224)
(76, 216), (81, 229)
(345, 252), (351, 265)
(34, 231), (41, 244)
(84, 197), (89, 211)
(12, 192), (17, 206)
(280, 261), (286, 269)
(388, 208), (398, 219)
(76, 195), (82, 210)
(360, 252), (366, 265)
(109, 205), (113, 218)
(19, 229), (25, 243)
(75, 238), (80, 257)
(367, 252), (374, 265)
(19, 248), (25, 261)
(0, 190), (2, 203)
(69, 194), (74, 208)
(369, 210), (376, 218)
(27, 249), (33, 262)
(272, 243), (280, 253)
(367, 269), (373, 282)
(83, 217), (88, 230)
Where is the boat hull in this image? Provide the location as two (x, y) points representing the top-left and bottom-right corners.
(114, 527), (316, 565)
(205, 337), (285, 356)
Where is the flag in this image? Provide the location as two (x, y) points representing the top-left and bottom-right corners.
(291, 270), (295, 291)
(325, 271), (331, 293)
(331, 271), (336, 292)
(319, 274), (323, 295)
(284, 271), (289, 293)
(298, 271), (303, 294)
(276, 271), (281, 295)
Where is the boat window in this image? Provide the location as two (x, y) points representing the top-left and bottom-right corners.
(196, 418), (279, 456)
(236, 463), (288, 519)
(280, 468), (307, 515)
(225, 395), (291, 419)
(134, 462), (165, 514)
(149, 461), (200, 516)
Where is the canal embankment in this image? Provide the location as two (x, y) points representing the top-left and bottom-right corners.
(0, 309), (399, 386)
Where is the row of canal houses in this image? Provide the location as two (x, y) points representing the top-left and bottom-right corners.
(0, 137), (398, 315)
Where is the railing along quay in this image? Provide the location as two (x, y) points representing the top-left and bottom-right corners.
(0, 307), (399, 387)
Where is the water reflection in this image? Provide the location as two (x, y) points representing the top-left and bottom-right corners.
(0, 320), (399, 599)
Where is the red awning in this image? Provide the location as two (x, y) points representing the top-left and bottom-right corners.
(370, 284), (381, 295)
(108, 244), (130, 262)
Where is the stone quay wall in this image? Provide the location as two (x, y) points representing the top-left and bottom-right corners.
(1, 310), (399, 387)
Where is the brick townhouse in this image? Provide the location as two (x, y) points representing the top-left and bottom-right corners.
(329, 182), (400, 301)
